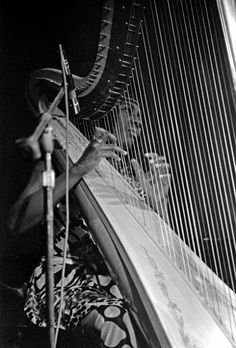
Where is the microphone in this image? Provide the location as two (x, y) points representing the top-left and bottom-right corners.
(62, 50), (80, 115)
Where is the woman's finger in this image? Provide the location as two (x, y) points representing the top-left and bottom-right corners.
(160, 174), (171, 189)
(99, 145), (127, 156)
(93, 127), (117, 144)
(101, 152), (122, 161)
(151, 163), (170, 175)
(93, 127), (107, 137)
(144, 152), (166, 161)
(131, 159), (146, 184)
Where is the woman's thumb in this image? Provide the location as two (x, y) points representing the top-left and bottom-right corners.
(131, 159), (144, 181)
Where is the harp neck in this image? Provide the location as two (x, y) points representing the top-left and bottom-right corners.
(26, 0), (144, 121)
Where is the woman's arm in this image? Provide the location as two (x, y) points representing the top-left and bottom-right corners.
(6, 160), (85, 235)
(7, 127), (127, 236)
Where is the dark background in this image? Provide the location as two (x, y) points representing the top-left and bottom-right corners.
(0, 1), (106, 344)
(0, 6), (108, 343)
(0, 1), (104, 263)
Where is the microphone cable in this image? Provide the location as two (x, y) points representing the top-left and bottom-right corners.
(54, 44), (71, 348)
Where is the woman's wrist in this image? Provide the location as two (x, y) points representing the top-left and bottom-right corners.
(70, 164), (82, 178)
(70, 162), (87, 181)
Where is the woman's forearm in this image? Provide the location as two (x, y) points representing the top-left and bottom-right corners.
(7, 164), (85, 236)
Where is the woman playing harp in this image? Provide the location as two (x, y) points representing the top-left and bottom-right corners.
(6, 98), (171, 348)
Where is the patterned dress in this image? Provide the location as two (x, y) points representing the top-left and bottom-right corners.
(24, 202), (137, 348)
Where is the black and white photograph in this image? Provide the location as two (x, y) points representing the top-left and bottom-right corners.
(0, 1), (236, 347)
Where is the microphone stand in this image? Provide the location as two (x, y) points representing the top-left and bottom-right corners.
(41, 85), (67, 348)
(16, 86), (65, 348)
(41, 125), (55, 348)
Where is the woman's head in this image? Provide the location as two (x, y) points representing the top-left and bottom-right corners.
(114, 98), (142, 150)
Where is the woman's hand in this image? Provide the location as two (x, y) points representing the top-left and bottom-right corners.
(74, 127), (127, 176)
(131, 152), (171, 205)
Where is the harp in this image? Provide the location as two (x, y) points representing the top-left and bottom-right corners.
(26, 0), (236, 347)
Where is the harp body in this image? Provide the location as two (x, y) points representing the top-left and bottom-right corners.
(51, 116), (235, 348)
(26, 0), (236, 347)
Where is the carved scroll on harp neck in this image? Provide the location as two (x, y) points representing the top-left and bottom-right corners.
(26, 0), (144, 121)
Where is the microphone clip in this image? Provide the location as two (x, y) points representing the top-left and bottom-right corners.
(61, 47), (80, 116)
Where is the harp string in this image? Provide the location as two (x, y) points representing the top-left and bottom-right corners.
(166, 0), (218, 295)
(129, 58), (163, 215)
(67, 0), (236, 342)
(193, 0), (236, 326)
(203, 0), (236, 327)
(203, 0), (236, 287)
(170, 1), (210, 276)
(173, 0), (235, 331)
(186, 0), (227, 287)
(157, 0), (223, 293)
(132, 46), (175, 257)
(216, 0), (236, 90)
(185, 0), (236, 324)
(149, 1), (189, 248)
(157, 0), (235, 335)
(194, 0), (235, 294)
(145, 1), (203, 284)
(139, 6), (192, 270)
(129, 63), (170, 245)
(155, 0), (236, 324)
(94, 104), (147, 225)
(177, 0), (232, 319)
(162, 0), (215, 298)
